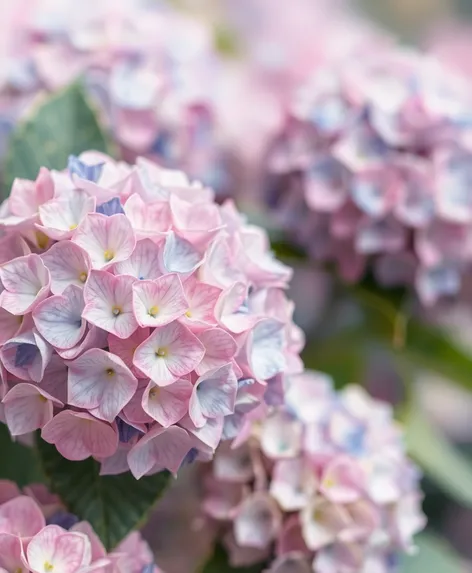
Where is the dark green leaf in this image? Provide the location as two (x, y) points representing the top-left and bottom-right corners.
(37, 438), (171, 550)
(3, 81), (112, 196)
(0, 424), (45, 486)
(400, 533), (465, 573)
(405, 406), (472, 508)
(201, 544), (266, 573)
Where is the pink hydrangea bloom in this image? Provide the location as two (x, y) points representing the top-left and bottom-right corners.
(0, 480), (163, 572)
(265, 44), (472, 306)
(201, 371), (426, 572)
(0, 0), (231, 195)
(0, 153), (302, 478)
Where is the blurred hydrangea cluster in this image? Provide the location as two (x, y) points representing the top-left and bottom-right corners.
(266, 46), (472, 305)
(202, 371), (425, 572)
(0, 152), (302, 478)
(0, 479), (161, 572)
(0, 0), (231, 192)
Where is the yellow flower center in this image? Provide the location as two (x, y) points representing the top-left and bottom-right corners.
(44, 563), (54, 572)
(155, 347), (167, 358)
(323, 477), (336, 488)
(111, 305), (122, 317)
(148, 306), (159, 317)
(106, 368), (115, 377)
(69, 223), (78, 231)
(79, 271), (88, 283)
(104, 249), (115, 262)
(149, 387), (160, 399)
(185, 310), (192, 318)
(35, 231), (49, 250)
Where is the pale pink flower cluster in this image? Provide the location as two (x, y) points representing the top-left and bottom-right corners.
(266, 46), (472, 305)
(0, 479), (161, 573)
(0, 152), (302, 478)
(0, 0), (228, 192)
(201, 371), (425, 572)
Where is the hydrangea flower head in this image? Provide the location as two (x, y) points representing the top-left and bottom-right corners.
(0, 479), (163, 572)
(201, 371), (425, 572)
(265, 44), (472, 305)
(0, 0), (231, 194)
(0, 152), (302, 478)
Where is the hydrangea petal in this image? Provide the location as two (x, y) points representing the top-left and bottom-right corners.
(2, 383), (62, 435)
(0, 254), (50, 315)
(142, 378), (192, 427)
(41, 411), (118, 461)
(133, 321), (204, 386)
(132, 274), (188, 328)
(41, 241), (91, 294)
(127, 426), (193, 479)
(33, 284), (86, 349)
(68, 349), (138, 422)
(83, 271), (138, 339)
(72, 213), (136, 270)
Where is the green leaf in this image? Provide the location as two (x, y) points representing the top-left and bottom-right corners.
(37, 438), (171, 550)
(0, 424), (45, 486)
(201, 544), (266, 573)
(3, 81), (113, 196)
(401, 320), (472, 393)
(405, 406), (472, 508)
(400, 533), (465, 573)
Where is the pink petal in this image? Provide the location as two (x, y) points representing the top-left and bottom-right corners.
(162, 231), (203, 274)
(41, 411), (118, 461)
(132, 274), (188, 328)
(0, 532), (24, 572)
(1, 330), (52, 383)
(196, 328), (238, 375)
(215, 282), (258, 334)
(245, 319), (286, 381)
(2, 383), (62, 435)
(0, 235), (30, 266)
(114, 238), (163, 280)
(9, 168), (54, 218)
(180, 275), (220, 328)
(56, 326), (108, 361)
(0, 482), (21, 504)
(108, 327), (150, 376)
(0, 308), (22, 345)
(0, 496), (45, 537)
(234, 493), (282, 549)
(68, 349), (138, 423)
(213, 442), (254, 483)
(27, 526), (90, 573)
(169, 194), (222, 246)
(133, 321), (204, 386)
(33, 285), (86, 349)
(83, 271), (138, 339)
(38, 190), (96, 240)
(189, 363), (237, 427)
(127, 426), (193, 478)
(122, 380), (154, 424)
(41, 241), (91, 294)
(123, 193), (171, 238)
(71, 522), (106, 561)
(0, 254), (50, 315)
(179, 415), (224, 451)
(73, 213), (136, 270)
(142, 378), (192, 427)
(270, 459), (313, 511)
